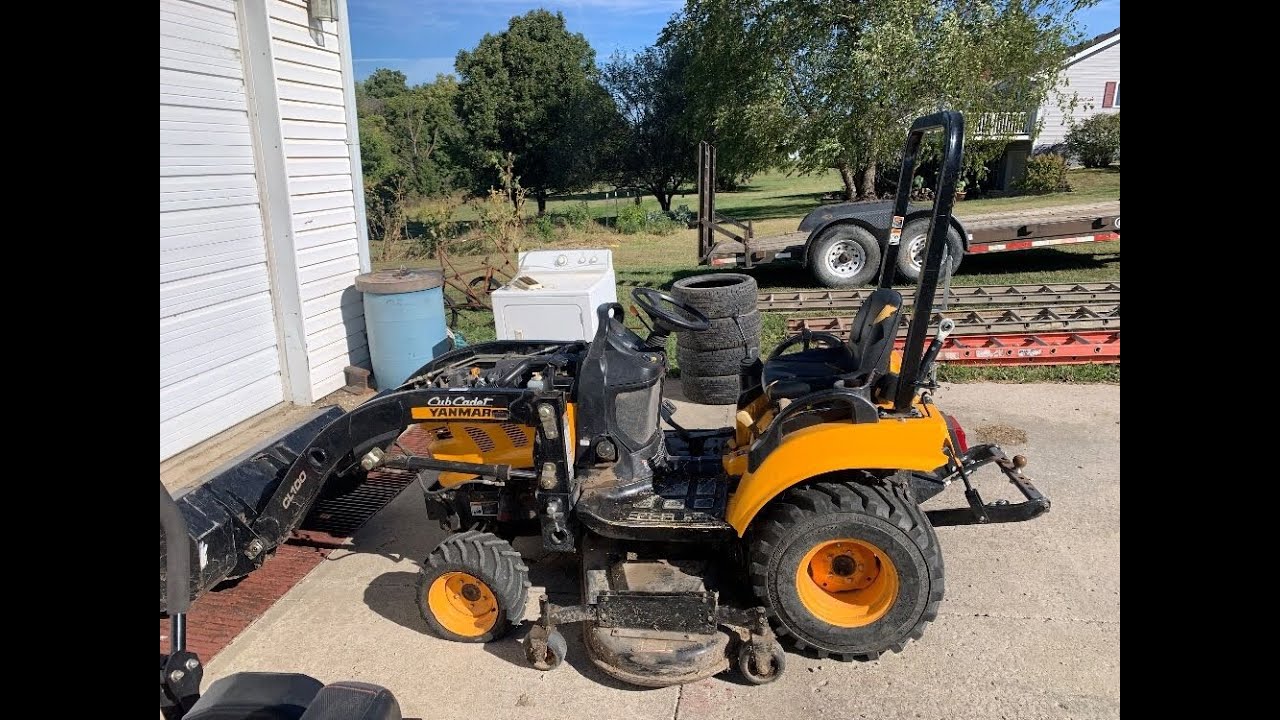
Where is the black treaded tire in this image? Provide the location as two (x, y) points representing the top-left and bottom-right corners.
(671, 273), (758, 319)
(896, 218), (964, 283)
(677, 311), (762, 351)
(808, 224), (882, 288)
(680, 373), (741, 405)
(417, 529), (530, 643)
(676, 344), (758, 377)
(748, 477), (944, 661)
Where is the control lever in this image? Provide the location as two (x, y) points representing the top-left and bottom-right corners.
(918, 318), (956, 385)
(659, 399), (693, 440)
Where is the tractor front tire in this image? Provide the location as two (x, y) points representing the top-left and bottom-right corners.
(417, 530), (530, 643)
(749, 477), (943, 661)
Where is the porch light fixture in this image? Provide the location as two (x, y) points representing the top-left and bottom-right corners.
(308, 0), (338, 23)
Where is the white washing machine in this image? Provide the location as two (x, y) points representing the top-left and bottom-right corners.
(492, 249), (618, 341)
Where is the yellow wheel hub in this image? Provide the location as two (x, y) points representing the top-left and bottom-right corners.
(427, 572), (499, 637)
(796, 538), (899, 628)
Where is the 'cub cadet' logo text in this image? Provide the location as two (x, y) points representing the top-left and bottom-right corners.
(411, 396), (509, 421)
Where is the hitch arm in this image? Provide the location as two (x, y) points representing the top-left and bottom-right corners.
(925, 444), (1051, 526)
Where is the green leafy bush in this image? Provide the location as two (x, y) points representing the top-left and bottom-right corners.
(1017, 154), (1071, 195)
(562, 201), (593, 231)
(530, 214), (558, 241)
(616, 204), (648, 234)
(669, 204), (696, 227)
(1066, 112), (1120, 168)
(646, 210), (678, 235)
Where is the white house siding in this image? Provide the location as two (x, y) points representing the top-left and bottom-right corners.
(269, 0), (368, 398)
(160, 0), (285, 460)
(1036, 34), (1120, 149)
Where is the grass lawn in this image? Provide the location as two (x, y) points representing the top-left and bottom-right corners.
(386, 167), (1119, 383)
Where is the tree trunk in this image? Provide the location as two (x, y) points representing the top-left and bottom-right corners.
(837, 162), (856, 202)
(858, 162), (877, 201)
(657, 191), (673, 212)
(536, 193), (547, 216)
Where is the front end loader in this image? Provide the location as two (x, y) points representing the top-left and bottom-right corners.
(159, 111), (1050, 687)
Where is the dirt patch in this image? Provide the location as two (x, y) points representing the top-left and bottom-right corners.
(973, 423), (1028, 445)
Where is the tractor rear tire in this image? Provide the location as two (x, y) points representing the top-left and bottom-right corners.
(748, 477), (943, 661)
(417, 530), (529, 643)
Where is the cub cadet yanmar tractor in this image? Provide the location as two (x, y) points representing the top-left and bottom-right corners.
(164, 111), (1049, 688)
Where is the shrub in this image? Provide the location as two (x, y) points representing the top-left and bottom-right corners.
(1017, 154), (1071, 195)
(669, 204), (696, 227)
(646, 210), (678, 235)
(616, 203), (648, 234)
(562, 201), (592, 231)
(1065, 112), (1120, 168)
(530, 214), (557, 242)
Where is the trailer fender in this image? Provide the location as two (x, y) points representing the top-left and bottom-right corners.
(724, 417), (951, 536)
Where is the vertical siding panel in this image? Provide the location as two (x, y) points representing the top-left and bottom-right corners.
(267, 0), (367, 398)
(160, 0), (285, 460)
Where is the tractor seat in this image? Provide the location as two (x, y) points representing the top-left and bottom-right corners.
(762, 288), (903, 401)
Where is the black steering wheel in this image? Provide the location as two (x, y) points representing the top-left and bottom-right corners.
(631, 287), (711, 333)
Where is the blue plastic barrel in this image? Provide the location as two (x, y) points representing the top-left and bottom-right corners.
(355, 268), (449, 390)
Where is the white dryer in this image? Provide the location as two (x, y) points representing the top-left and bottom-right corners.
(491, 249), (618, 342)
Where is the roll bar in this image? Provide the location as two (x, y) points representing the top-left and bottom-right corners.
(880, 111), (965, 411)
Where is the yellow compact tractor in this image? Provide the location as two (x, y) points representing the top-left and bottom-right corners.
(173, 112), (1049, 687)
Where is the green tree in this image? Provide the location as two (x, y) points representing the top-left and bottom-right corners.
(356, 73), (462, 198)
(361, 68), (409, 100)
(660, 2), (788, 188)
(455, 10), (620, 214)
(601, 46), (698, 212)
(671, 0), (1092, 201)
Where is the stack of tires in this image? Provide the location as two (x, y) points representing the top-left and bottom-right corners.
(672, 273), (760, 405)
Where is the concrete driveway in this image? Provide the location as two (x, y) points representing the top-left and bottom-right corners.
(206, 382), (1120, 720)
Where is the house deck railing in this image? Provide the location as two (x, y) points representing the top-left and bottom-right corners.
(973, 111), (1035, 139)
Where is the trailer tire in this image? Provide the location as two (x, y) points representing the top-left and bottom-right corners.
(680, 373), (742, 405)
(749, 476), (944, 661)
(896, 219), (964, 283)
(417, 530), (529, 643)
(676, 345), (758, 377)
(809, 224), (881, 288)
(671, 273), (758, 319)
(677, 311), (762, 352)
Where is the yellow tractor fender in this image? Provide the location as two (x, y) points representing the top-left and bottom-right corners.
(724, 416), (952, 536)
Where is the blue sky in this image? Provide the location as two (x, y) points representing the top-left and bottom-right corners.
(349, 0), (1121, 85)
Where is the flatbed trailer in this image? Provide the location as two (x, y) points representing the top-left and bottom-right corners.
(695, 142), (1119, 287)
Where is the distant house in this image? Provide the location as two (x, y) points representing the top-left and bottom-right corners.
(1034, 27), (1121, 150)
(980, 27), (1119, 189)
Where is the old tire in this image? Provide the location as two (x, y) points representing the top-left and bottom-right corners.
(681, 373), (741, 405)
(677, 311), (762, 351)
(749, 477), (944, 661)
(809, 224), (882, 288)
(896, 219), (964, 283)
(676, 345), (759, 377)
(671, 273), (758, 318)
(417, 530), (529, 643)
